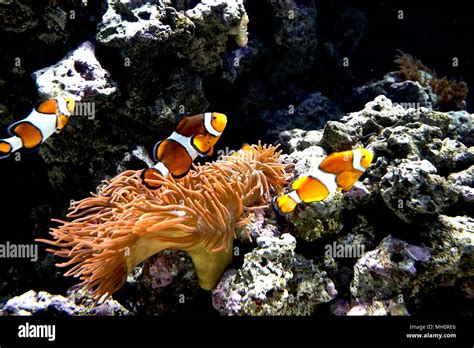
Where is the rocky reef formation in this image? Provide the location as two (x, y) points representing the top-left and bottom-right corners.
(0, 289), (130, 316)
(275, 95), (473, 315)
(117, 250), (200, 316)
(212, 234), (337, 315)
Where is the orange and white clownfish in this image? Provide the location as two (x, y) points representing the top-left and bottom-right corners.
(0, 98), (75, 159)
(141, 112), (227, 188)
(274, 148), (374, 215)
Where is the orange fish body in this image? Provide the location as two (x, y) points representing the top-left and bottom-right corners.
(141, 112), (227, 188)
(0, 98), (75, 159)
(274, 148), (374, 215)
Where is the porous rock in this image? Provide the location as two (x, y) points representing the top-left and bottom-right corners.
(379, 159), (459, 223)
(345, 297), (410, 316)
(0, 289), (130, 316)
(448, 165), (474, 203)
(287, 193), (345, 242)
(351, 215), (473, 308)
(33, 41), (117, 101)
(97, 0), (195, 55)
(350, 235), (431, 301)
(446, 111), (473, 146)
(122, 250), (199, 315)
(212, 234), (337, 315)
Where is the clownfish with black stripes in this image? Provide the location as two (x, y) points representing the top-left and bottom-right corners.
(274, 147), (374, 215)
(141, 112), (227, 188)
(0, 98), (75, 159)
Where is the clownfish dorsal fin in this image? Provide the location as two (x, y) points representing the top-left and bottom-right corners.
(175, 114), (205, 137)
(319, 149), (354, 174)
(36, 99), (59, 115)
(291, 175), (310, 190)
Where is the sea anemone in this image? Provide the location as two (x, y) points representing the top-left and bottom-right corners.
(394, 51), (468, 110)
(37, 143), (288, 301)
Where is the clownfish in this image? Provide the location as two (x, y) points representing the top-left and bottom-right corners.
(0, 98), (75, 159)
(274, 148), (374, 215)
(141, 112), (227, 188)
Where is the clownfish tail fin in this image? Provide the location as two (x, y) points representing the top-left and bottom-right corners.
(273, 192), (299, 215)
(140, 162), (170, 189)
(141, 168), (162, 189)
(0, 141), (12, 159)
(0, 136), (23, 159)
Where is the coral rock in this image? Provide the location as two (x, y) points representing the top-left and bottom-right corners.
(242, 209), (281, 241)
(351, 216), (473, 309)
(97, 1), (194, 55)
(448, 165), (474, 203)
(0, 290), (130, 316)
(288, 193), (345, 242)
(350, 235), (431, 301)
(184, 0), (249, 74)
(446, 111), (474, 146)
(279, 128), (324, 153)
(33, 41), (117, 101)
(346, 298), (410, 316)
(319, 120), (362, 153)
(380, 159), (459, 223)
(426, 138), (474, 172)
(0, 0), (37, 33)
(121, 250), (199, 315)
(212, 234), (337, 315)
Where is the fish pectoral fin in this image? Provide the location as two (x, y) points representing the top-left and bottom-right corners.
(192, 135), (211, 155)
(36, 99), (58, 114)
(336, 171), (357, 191)
(56, 115), (69, 131)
